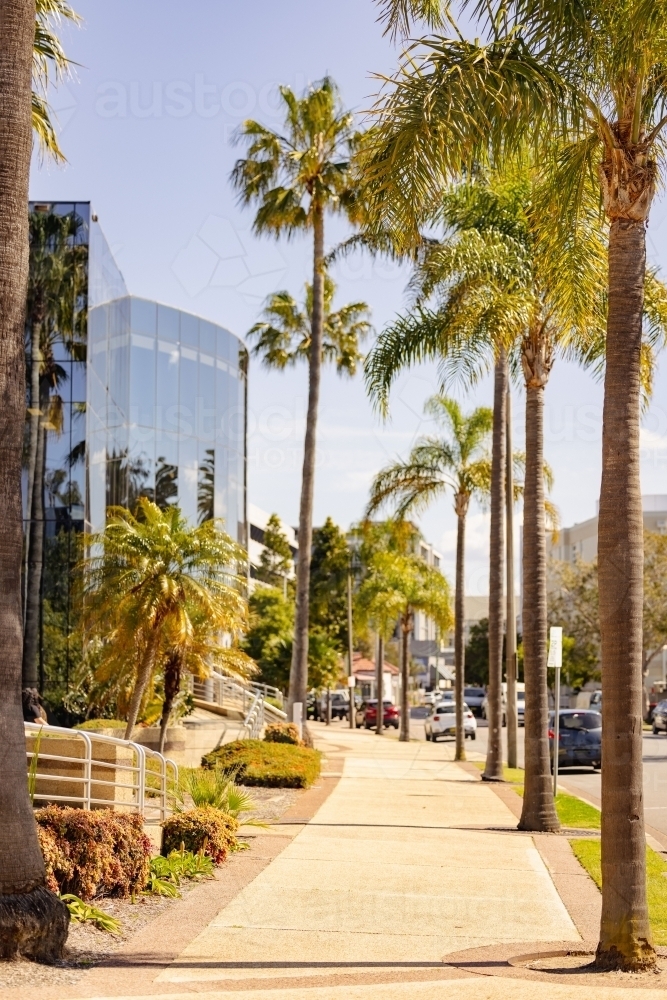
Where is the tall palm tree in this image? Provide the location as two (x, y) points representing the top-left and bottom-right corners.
(356, 543), (452, 737)
(364, 168), (639, 823)
(33, 0), (80, 159)
(366, 0), (667, 966)
(23, 209), (87, 690)
(81, 499), (250, 740)
(0, 0), (80, 963)
(232, 78), (362, 724)
(366, 396), (492, 756)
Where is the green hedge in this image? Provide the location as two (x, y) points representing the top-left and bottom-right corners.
(202, 739), (321, 788)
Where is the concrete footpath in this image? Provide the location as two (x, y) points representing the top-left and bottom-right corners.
(49, 723), (667, 998)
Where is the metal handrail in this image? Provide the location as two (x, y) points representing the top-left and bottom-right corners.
(189, 672), (286, 731)
(25, 722), (177, 823)
(240, 690), (264, 739)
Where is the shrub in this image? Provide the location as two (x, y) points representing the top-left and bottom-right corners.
(264, 722), (301, 745)
(178, 768), (257, 819)
(35, 806), (152, 900)
(162, 807), (238, 864)
(202, 739), (321, 788)
(74, 719), (126, 731)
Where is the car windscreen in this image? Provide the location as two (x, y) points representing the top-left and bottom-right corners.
(435, 705), (455, 714)
(656, 701), (667, 712)
(517, 691), (525, 701)
(464, 688), (481, 697)
(560, 712), (601, 730)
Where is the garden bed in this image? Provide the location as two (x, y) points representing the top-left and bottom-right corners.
(202, 739), (322, 788)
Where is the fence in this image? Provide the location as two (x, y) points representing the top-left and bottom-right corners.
(190, 673), (287, 726)
(25, 722), (178, 824)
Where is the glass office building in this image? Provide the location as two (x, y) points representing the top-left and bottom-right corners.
(87, 297), (247, 540)
(24, 202), (247, 701)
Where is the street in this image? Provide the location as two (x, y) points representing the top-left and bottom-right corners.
(406, 707), (667, 839)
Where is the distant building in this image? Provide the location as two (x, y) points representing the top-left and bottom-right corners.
(548, 495), (667, 565)
(247, 503), (297, 585)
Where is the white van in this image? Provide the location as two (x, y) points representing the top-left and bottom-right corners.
(482, 682), (525, 726)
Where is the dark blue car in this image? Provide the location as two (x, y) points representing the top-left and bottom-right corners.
(549, 710), (602, 771)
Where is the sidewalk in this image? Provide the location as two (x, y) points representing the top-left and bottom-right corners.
(40, 723), (667, 999)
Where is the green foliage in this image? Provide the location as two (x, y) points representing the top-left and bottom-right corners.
(264, 723), (302, 745)
(33, 1), (82, 160)
(465, 619), (490, 687)
(202, 739), (322, 789)
(231, 76), (360, 235)
(256, 514), (293, 586)
(177, 768), (258, 820)
(80, 499), (253, 732)
(60, 894), (121, 934)
(243, 585), (294, 690)
(310, 518), (351, 648)
(147, 850), (215, 897)
(74, 719), (126, 731)
(248, 277), (371, 377)
(548, 558), (600, 689)
(161, 807), (239, 864)
(36, 807), (152, 901)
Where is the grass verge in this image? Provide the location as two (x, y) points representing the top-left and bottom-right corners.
(571, 839), (667, 945)
(471, 761), (600, 828)
(202, 739), (322, 788)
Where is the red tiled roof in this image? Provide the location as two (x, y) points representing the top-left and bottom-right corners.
(352, 652), (399, 676)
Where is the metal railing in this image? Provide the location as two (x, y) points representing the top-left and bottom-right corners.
(249, 681), (284, 707)
(240, 690), (265, 739)
(189, 672), (287, 730)
(25, 722), (178, 824)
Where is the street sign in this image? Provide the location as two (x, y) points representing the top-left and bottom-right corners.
(547, 626), (563, 668)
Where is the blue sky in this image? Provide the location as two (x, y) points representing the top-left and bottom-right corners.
(31, 0), (667, 594)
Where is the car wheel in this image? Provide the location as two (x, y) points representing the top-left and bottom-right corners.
(593, 760), (601, 770)
(653, 724), (659, 735)
(471, 731), (476, 740)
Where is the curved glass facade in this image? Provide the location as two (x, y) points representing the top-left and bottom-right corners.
(87, 296), (247, 543)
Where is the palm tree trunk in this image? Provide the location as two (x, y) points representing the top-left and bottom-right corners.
(124, 626), (162, 740)
(483, 352), (506, 781)
(518, 339), (559, 833)
(158, 651), (181, 755)
(375, 634), (384, 736)
(0, 0), (69, 961)
(22, 377), (48, 688)
(23, 316), (42, 622)
(505, 387), (518, 769)
(454, 497), (468, 762)
(288, 204), (325, 736)
(399, 609), (410, 742)
(595, 218), (655, 971)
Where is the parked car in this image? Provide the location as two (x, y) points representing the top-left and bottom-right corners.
(425, 702), (477, 741)
(318, 691), (350, 720)
(482, 682), (525, 725)
(652, 700), (667, 735)
(549, 709), (601, 770)
(464, 686), (485, 716)
(356, 699), (400, 730)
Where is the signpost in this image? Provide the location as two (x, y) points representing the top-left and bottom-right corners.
(547, 626), (563, 796)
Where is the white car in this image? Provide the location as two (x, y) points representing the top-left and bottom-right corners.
(482, 683), (525, 726)
(425, 702), (477, 741)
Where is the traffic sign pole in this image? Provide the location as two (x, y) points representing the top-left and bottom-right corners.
(547, 627), (563, 797)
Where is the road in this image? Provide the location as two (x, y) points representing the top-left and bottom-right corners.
(407, 707), (667, 840)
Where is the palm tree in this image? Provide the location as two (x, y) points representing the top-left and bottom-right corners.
(23, 209), (87, 690)
(232, 77), (363, 724)
(366, 396), (492, 756)
(356, 541), (452, 737)
(81, 499), (250, 741)
(0, 0), (80, 963)
(364, 168), (639, 822)
(366, 0), (667, 966)
(33, 0), (80, 160)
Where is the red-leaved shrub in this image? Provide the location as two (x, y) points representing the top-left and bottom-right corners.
(35, 806), (152, 900)
(162, 807), (238, 864)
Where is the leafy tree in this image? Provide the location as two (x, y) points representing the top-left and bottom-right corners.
(548, 559), (601, 691)
(233, 77), (364, 721)
(243, 586), (294, 691)
(81, 500), (249, 740)
(309, 517), (351, 647)
(367, 0), (667, 965)
(366, 396), (491, 758)
(356, 541), (452, 739)
(465, 619), (489, 687)
(0, 0), (84, 959)
(256, 513), (293, 588)
(33, 0), (80, 159)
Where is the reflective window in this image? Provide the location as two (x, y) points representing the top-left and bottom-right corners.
(157, 304), (179, 342)
(131, 298), (157, 337)
(130, 338), (156, 427)
(200, 320), (216, 356)
(180, 312), (198, 348)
